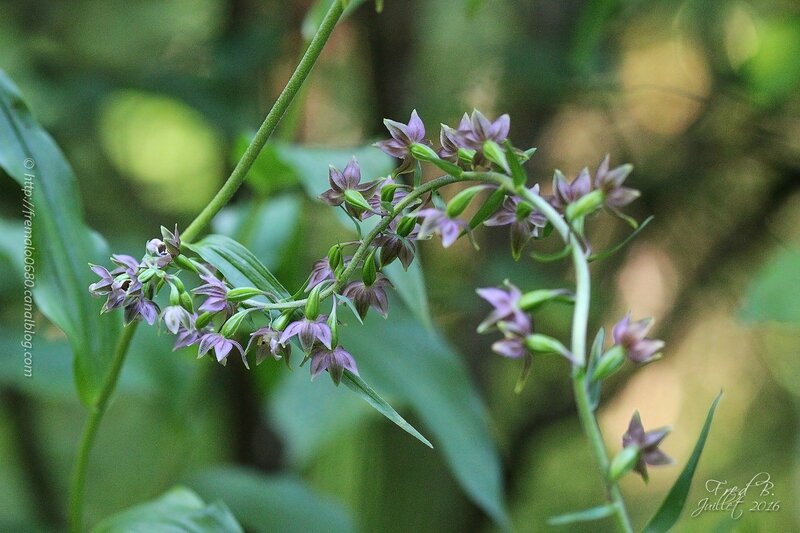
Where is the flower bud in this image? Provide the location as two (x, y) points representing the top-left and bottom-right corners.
(226, 287), (264, 302)
(327, 244), (344, 271)
(328, 303), (339, 348)
(305, 284), (322, 320)
(362, 248), (378, 287)
(380, 183), (399, 203)
(179, 292), (194, 313)
(445, 185), (487, 218)
(272, 312), (293, 332)
(170, 276), (185, 293)
(591, 345), (626, 382)
(457, 147), (476, 165)
(343, 189), (372, 213)
(396, 215), (417, 237)
(169, 283), (181, 306)
(609, 445), (641, 481)
(519, 289), (574, 311)
(138, 268), (157, 283)
(195, 311), (214, 329)
(220, 310), (249, 337)
(410, 143), (463, 176)
(482, 140), (510, 173)
(565, 189), (604, 221)
(524, 334), (574, 362)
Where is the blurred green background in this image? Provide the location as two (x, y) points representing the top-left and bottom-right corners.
(1, 0), (800, 531)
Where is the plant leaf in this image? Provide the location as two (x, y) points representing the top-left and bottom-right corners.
(588, 215), (654, 262)
(341, 370), (433, 448)
(468, 186), (506, 229)
(531, 244), (573, 263)
(644, 391), (724, 533)
(187, 466), (355, 533)
(92, 486), (243, 533)
(741, 248), (800, 323)
(0, 70), (120, 406)
(548, 503), (618, 526)
(504, 139), (527, 187)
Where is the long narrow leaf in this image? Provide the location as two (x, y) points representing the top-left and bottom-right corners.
(644, 391), (724, 533)
(588, 215), (654, 262)
(548, 503), (618, 526)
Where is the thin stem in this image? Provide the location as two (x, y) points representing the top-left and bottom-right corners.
(182, 0), (346, 243)
(68, 323), (138, 533)
(67, 3), (346, 530)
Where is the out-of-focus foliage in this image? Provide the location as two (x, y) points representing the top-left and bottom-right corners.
(2, 0), (800, 531)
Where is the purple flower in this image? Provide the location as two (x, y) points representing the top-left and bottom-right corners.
(416, 208), (467, 248)
(476, 282), (528, 334)
(595, 155), (639, 209)
(438, 113), (471, 161)
(198, 332), (247, 367)
(374, 219), (417, 270)
(342, 274), (393, 319)
(484, 185), (548, 259)
(550, 168), (592, 212)
(279, 316), (333, 352)
(307, 257), (335, 290)
(123, 296), (159, 326)
(374, 110), (430, 171)
(173, 320), (204, 351)
(161, 224), (181, 257)
(161, 305), (192, 334)
(319, 158), (383, 217)
(368, 177), (408, 212)
(193, 274), (231, 314)
(461, 110), (510, 150)
(88, 265), (115, 296)
(110, 254), (140, 276)
(247, 326), (292, 366)
(145, 238), (173, 268)
(612, 314), (664, 363)
(491, 316), (532, 359)
(622, 411), (673, 481)
(310, 344), (359, 385)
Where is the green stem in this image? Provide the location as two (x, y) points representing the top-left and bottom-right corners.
(67, 3), (346, 530)
(181, 0), (346, 243)
(68, 323), (138, 533)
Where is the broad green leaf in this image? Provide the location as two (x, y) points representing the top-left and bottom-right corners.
(92, 486), (243, 533)
(187, 466), (355, 533)
(741, 248), (800, 323)
(342, 370), (433, 447)
(548, 503), (617, 525)
(185, 234), (291, 301)
(271, 304), (510, 527)
(644, 391), (723, 533)
(0, 70), (120, 406)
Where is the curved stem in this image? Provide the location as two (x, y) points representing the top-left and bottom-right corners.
(68, 323), (138, 533)
(182, 0), (346, 243)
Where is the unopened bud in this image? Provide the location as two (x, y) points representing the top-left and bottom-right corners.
(227, 287), (264, 302)
(220, 310), (249, 337)
(482, 140), (510, 173)
(396, 216), (417, 237)
(592, 345), (626, 382)
(327, 244), (343, 271)
(195, 312), (214, 330)
(609, 445), (640, 481)
(565, 189), (604, 221)
(362, 248), (378, 287)
(410, 143), (463, 177)
(519, 289), (574, 311)
(524, 334), (574, 362)
(305, 284), (322, 319)
(179, 292), (194, 313)
(445, 185), (487, 218)
(343, 189), (372, 213)
(272, 312), (293, 332)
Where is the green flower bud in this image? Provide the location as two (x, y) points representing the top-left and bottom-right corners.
(565, 189), (604, 221)
(609, 445), (641, 481)
(457, 147), (476, 165)
(179, 292), (194, 313)
(409, 143), (463, 176)
(592, 345), (626, 382)
(445, 185), (487, 218)
(362, 248), (378, 287)
(272, 312), (293, 332)
(482, 140), (510, 173)
(518, 289), (574, 311)
(524, 333), (574, 362)
(343, 189), (372, 213)
(396, 215), (417, 237)
(226, 287), (264, 302)
(195, 311), (214, 330)
(220, 310), (249, 337)
(138, 268), (157, 283)
(381, 183), (399, 204)
(327, 244), (344, 271)
(305, 284), (322, 320)
(170, 276), (185, 293)
(169, 283), (181, 306)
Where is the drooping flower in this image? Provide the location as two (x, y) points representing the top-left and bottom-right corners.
(475, 282), (528, 334)
(438, 113), (471, 161)
(247, 326), (292, 365)
(145, 238), (173, 268)
(595, 155), (638, 209)
(192, 274), (232, 314)
(341, 274), (392, 319)
(88, 265), (116, 297)
(612, 314), (664, 363)
(461, 110), (511, 150)
(123, 296), (159, 326)
(368, 177), (409, 212)
(484, 185), (548, 259)
(309, 344), (359, 385)
(319, 158), (383, 217)
(550, 168), (592, 212)
(374, 218), (418, 270)
(307, 257), (335, 291)
(173, 320), (204, 351)
(374, 110), (429, 171)
(110, 254), (141, 277)
(279, 316), (333, 352)
(161, 305), (193, 334)
(491, 315), (532, 359)
(416, 208), (467, 248)
(198, 332), (247, 367)
(622, 411), (673, 481)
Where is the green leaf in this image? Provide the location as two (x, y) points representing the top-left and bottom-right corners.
(741, 248), (800, 323)
(185, 234), (291, 301)
(92, 486), (243, 533)
(342, 370), (433, 448)
(0, 70), (120, 406)
(644, 391), (724, 533)
(531, 244), (573, 263)
(271, 305), (510, 527)
(187, 466), (355, 533)
(587, 215), (654, 262)
(548, 503), (618, 526)
(504, 139), (527, 187)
